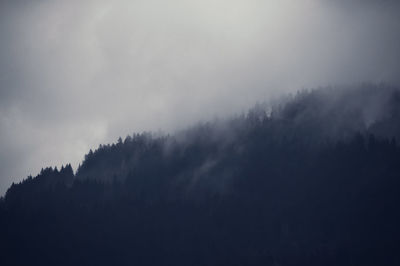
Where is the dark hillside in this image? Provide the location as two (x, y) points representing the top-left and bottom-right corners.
(1, 84), (400, 266)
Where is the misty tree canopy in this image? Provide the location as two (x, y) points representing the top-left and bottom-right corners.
(1, 84), (400, 266)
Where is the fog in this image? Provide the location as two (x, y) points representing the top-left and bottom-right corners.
(0, 0), (399, 194)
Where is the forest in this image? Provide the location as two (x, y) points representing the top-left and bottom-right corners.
(1, 84), (400, 265)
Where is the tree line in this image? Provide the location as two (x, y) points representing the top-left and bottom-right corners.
(1, 84), (400, 265)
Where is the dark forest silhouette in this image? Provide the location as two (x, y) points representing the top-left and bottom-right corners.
(1, 84), (400, 265)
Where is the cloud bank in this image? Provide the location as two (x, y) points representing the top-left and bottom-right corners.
(1, 0), (399, 194)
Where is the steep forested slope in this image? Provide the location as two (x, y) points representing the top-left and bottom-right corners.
(1, 84), (400, 266)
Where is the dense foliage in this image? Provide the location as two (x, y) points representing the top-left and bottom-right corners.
(1, 84), (400, 266)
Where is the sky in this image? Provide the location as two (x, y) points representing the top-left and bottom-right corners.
(1, 0), (400, 195)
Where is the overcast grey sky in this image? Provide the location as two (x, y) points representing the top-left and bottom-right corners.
(1, 0), (399, 194)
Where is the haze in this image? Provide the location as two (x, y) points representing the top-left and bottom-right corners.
(1, 0), (399, 194)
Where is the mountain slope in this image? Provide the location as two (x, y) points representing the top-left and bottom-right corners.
(1, 84), (400, 266)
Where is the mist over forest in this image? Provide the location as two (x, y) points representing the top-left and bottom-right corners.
(1, 0), (400, 194)
(2, 84), (400, 265)
(1, 0), (400, 265)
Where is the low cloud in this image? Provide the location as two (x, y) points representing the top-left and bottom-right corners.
(0, 0), (399, 194)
